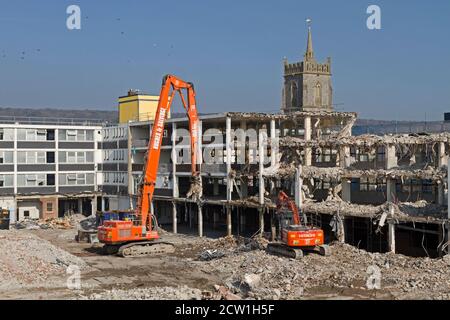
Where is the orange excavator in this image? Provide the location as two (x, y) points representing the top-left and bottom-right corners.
(267, 191), (331, 259)
(98, 75), (201, 257)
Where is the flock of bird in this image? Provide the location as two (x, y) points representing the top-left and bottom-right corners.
(1, 16), (175, 62)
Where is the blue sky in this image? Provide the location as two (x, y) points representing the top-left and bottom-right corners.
(0, 0), (449, 120)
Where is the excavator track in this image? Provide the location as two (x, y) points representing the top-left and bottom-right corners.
(103, 241), (175, 258)
(266, 243), (304, 259)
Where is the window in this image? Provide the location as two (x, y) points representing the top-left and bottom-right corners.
(47, 152), (55, 164)
(86, 151), (94, 163)
(47, 174), (55, 186)
(86, 130), (94, 141)
(77, 173), (86, 185)
(26, 152), (36, 164)
(67, 174), (77, 185)
(67, 152), (76, 163)
(77, 152), (85, 163)
(67, 130), (77, 141)
(36, 129), (46, 141)
(0, 129), (3, 140)
(36, 151), (46, 164)
(359, 177), (386, 192)
(47, 129), (55, 141)
(77, 130), (85, 141)
(0, 175), (13, 187)
(24, 211), (30, 217)
(46, 202), (53, 212)
(26, 129), (35, 141)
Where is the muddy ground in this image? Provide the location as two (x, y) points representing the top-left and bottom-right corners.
(1, 227), (450, 300)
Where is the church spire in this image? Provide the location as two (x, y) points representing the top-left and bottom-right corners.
(304, 18), (314, 61)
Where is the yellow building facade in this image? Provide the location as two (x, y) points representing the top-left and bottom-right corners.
(119, 90), (168, 123)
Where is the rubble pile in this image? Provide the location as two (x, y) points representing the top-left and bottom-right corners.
(0, 230), (88, 290)
(195, 241), (450, 300)
(82, 285), (204, 300)
(14, 214), (87, 230)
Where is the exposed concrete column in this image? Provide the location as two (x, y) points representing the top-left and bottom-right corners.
(438, 142), (448, 169)
(386, 178), (397, 202)
(384, 145), (396, 205)
(304, 116), (312, 166)
(258, 131), (265, 238)
(172, 202), (177, 234)
(388, 206), (396, 253)
(226, 117), (233, 201)
(388, 223), (396, 253)
(270, 119), (277, 168)
(240, 121), (248, 197)
(294, 165), (303, 208)
(341, 178), (351, 203)
(339, 146), (350, 168)
(385, 144), (398, 169)
(172, 123), (179, 198)
(226, 206), (232, 236)
(259, 209), (264, 237)
(198, 204), (203, 237)
(91, 195), (97, 217)
(172, 123), (178, 234)
(258, 131), (265, 205)
(338, 216), (345, 243)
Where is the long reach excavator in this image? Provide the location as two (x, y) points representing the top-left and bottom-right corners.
(267, 191), (331, 259)
(98, 75), (201, 257)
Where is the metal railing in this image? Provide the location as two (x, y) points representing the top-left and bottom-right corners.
(353, 121), (450, 136)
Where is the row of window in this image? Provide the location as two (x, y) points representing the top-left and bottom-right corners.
(59, 129), (94, 142)
(313, 178), (434, 194)
(102, 126), (127, 140)
(103, 172), (127, 184)
(17, 129), (55, 141)
(103, 149), (126, 162)
(5, 129), (95, 142)
(58, 151), (94, 164)
(0, 173), (95, 187)
(0, 151), (94, 164)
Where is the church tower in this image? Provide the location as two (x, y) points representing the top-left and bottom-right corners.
(282, 22), (333, 113)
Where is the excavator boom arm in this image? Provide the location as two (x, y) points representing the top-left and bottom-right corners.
(137, 75), (200, 229)
(277, 191), (301, 225)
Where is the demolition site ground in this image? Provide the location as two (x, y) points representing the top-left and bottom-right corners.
(2, 224), (450, 300)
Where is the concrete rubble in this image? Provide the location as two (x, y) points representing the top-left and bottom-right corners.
(81, 285), (204, 300)
(0, 230), (88, 290)
(193, 238), (450, 300)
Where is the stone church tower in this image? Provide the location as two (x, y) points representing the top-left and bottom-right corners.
(282, 25), (333, 113)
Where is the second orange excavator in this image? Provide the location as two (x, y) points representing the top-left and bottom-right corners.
(267, 191), (331, 259)
(98, 74), (201, 257)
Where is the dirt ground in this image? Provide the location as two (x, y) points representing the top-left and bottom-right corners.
(2, 226), (450, 300)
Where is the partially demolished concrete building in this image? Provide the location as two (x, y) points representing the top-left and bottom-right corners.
(130, 25), (449, 258)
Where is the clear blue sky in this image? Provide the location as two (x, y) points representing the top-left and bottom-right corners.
(0, 0), (449, 120)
